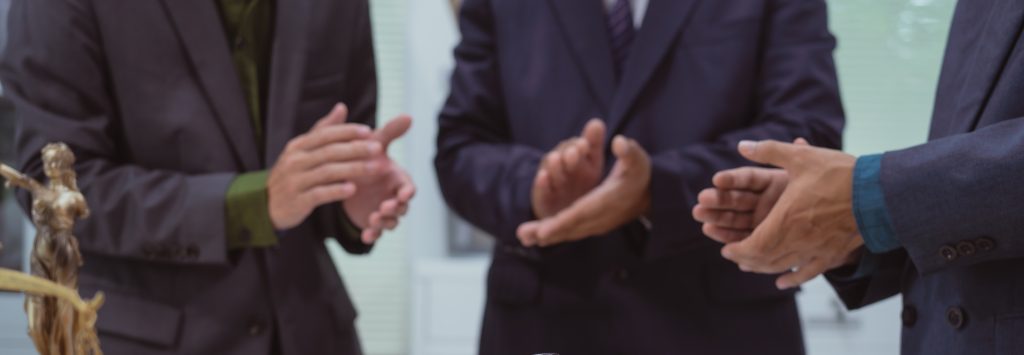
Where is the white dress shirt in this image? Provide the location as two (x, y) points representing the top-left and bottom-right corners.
(604, 0), (649, 29)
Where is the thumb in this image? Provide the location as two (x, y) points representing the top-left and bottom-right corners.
(313, 103), (349, 130)
(375, 115), (413, 148)
(611, 135), (646, 168)
(737, 140), (801, 169)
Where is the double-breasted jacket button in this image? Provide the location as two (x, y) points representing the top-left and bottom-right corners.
(975, 237), (996, 252)
(901, 305), (918, 327)
(956, 241), (976, 256)
(946, 306), (967, 330)
(939, 245), (959, 261)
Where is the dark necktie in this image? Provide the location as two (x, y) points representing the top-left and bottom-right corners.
(608, 0), (635, 80)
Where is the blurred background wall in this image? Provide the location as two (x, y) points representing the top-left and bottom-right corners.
(0, 0), (957, 354)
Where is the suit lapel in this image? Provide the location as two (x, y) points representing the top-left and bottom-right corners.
(161, 0), (261, 171)
(605, 0), (698, 141)
(264, 0), (312, 166)
(947, 0), (1024, 135)
(546, 0), (617, 114)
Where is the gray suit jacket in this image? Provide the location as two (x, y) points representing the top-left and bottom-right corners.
(0, 0), (377, 354)
(828, 0), (1024, 354)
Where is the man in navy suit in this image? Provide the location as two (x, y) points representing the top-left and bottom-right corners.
(695, 1), (1024, 354)
(435, 0), (844, 353)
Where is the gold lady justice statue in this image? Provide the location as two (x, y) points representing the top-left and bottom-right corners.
(0, 142), (104, 355)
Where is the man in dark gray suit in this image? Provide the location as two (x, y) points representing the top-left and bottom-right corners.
(694, 0), (1024, 353)
(0, 0), (415, 354)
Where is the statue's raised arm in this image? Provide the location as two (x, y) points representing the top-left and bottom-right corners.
(0, 163), (43, 192)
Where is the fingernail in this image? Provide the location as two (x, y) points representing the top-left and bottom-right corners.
(777, 281), (791, 290)
(738, 141), (756, 154)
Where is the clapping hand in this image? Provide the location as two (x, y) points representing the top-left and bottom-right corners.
(693, 139), (864, 289)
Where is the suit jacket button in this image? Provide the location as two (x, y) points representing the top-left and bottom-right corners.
(615, 269), (629, 281)
(901, 305), (917, 327)
(975, 237), (996, 252)
(956, 241), (976, 256)
(946, 307), (966, 329)
(939, 246), (959, 261)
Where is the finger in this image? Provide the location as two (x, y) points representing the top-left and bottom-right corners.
(573, 137), (591, 164)
(582, 119), (606, 166)
(361, 228), (382, 245)
(312, 103), (349, 130)
(697, 188), (760, 211)
(747, 251), (809, 275)
(378, 199), (401, 216)
(737, 140), (803, 169)
(563, 145), (583, 172)
(299, 161), (380, 190)
(712, 167), (778, 192)
(701, 224), (751, 244)
(375, 115), (413, 147)
(721, 217), (783, 265)
(535, 169), (553, 193)
(368, 211), (384, 229)
(776, 258), (827, 290)
(692, 207), (755, 230)
(380, 218), (399, 231)
(545, 153), (569, 187)
(396, 174), (417, 202)
(292, 124), (373, 151)
(295, 140), (383, 170)
(302, 182), (357, 207)
(517, 221), (541, 247)
(395, 202), (409, 216)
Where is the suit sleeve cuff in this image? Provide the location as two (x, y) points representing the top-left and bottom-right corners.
(338, 207), (364, 243)
(225, 171), (279, 249)
(853, 154), (900, 253)
(826, 248), (880, 282)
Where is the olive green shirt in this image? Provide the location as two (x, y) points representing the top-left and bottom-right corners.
(219, 0), (363, 249)
(218, 0), (362, 250)
(219, 0), (277, 249)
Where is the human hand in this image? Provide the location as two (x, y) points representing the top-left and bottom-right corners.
(531, 119), (606, 219)
(268, 104), (383, 230)
(718, 140), (864, 290)
(693, 167), (789, 243)
(344, 114), (417, 244)
(517, 136), (651, 247)
(692, 139), (808, 242)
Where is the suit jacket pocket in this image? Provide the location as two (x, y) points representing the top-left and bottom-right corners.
(487, 247), (541, 305)
(82, 285), (183, 348)
(996, 313), (1024, 355)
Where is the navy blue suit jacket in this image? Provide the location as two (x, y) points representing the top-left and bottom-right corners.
(436, 0), (844, 354)
(829, 1), (1024, 354)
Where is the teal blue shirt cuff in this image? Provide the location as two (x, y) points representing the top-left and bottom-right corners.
(852, 154), (900, 253)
